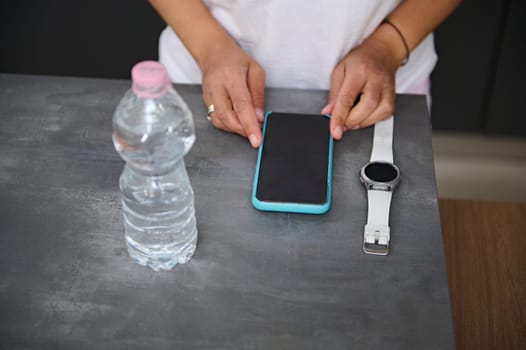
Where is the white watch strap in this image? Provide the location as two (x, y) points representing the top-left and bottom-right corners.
(363, 116), (395, 255)
(363, 189), (392, 255)
(370, 116), (394, 163)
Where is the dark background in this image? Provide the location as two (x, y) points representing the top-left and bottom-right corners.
(1, 0), (525, 136)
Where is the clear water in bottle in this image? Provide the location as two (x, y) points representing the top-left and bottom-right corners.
(112, 61), (197, 271)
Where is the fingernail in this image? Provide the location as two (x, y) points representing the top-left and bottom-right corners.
(333, 125), (343, 140)
(249, 133), (260, 148)
(321, 102), (333, 114)
(255, 108), (264, 122)
(352, 125), (360, 130)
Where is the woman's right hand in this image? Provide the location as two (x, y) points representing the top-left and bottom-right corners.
(199, 42), (266, 148)
(150, 0), (265, 148)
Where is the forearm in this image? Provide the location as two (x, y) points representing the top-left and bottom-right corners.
(390, 0), (462, 48)
(149, 0), (238, 70)
(367, 0), (463, 67)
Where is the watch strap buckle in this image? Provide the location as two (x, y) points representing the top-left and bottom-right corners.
(363, 224), (390, 255)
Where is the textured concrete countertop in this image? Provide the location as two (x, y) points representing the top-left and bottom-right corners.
(0, 74), (454, 349)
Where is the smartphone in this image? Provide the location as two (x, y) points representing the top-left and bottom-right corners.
(251, 111), (334, 214)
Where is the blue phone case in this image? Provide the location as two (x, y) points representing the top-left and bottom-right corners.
(251, 111), (334, 214)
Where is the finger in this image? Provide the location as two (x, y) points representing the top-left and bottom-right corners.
(357, 84), (395, 128)
(322, 64), (344, 115)
(227, 79), (262, 148)
(324, 66), (345, 139)
(209, 113), (227, 130)
(331, 74), (364, 139)
(247, 63), (266, 123)
(329, 105), (343, 140)
(202, 82), (212, 108)
(344, 78), (382, 130)
(209, 84), (245, 135)
(202, 79), (221, 123)
(202, 83), (214, 119)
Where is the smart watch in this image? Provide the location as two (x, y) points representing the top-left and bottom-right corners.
(359, 116), (400, 255)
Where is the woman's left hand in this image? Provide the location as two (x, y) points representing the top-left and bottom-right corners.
(322, 26), (406, 140)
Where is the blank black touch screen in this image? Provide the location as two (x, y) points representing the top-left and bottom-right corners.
(255, 112), (332, 205)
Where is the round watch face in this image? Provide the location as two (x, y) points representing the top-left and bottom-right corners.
(364, 162), (399, 183)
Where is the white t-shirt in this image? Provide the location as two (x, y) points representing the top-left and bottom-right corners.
(159, 0), (437, 93)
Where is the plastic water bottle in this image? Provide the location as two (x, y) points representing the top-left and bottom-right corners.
(112, 61), (197, 271)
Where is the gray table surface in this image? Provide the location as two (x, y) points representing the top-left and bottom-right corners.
(0, 74), (454, 349)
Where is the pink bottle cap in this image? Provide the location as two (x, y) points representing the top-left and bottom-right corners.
(131, 61), (170, 98)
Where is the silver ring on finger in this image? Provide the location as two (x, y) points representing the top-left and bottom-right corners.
(206, 104), (215, 120)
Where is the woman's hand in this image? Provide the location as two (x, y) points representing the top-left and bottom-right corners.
(200, 42), (265, 148)
(149, 0), (265, 148)
(322, 25), (405, 140)
(322, 0), (463, 140)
